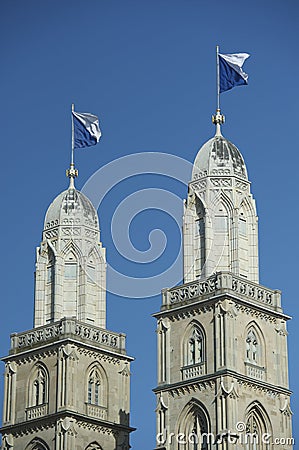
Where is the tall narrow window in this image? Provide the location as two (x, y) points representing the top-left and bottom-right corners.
(34, 380), (39, 406)
(95, 383), (99, 405)
(239, 217), (247, 236)
(47, 265), (54, 283)
(87, 265), (96, 283)
(88, 380), (92, 404)
(246, 330), (258, 363)
(87, 368), (101, 405)
(178, 402), (209, 450)
(31, 366), (48, 406)
(64, 263), (77, 279)
(188, 328), (203, 365)
(183, 324), (206, 380)
(245, 407), (270, 450)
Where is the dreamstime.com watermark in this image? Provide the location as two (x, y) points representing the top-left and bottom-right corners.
(156, 422), (295, 446)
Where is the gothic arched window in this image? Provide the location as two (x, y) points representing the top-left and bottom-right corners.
(85, 443), (103, 450)
(29, 365), (48, 407)
(244, 324), (266, 381)
(87, 368), (101, 406)
(25, 438), (50, 450)
(245, 405), (271, 450)
(188, 328), (204, 366)
(246, 329), (259, 363)
(182, 324), (206, 380)
(177, 401), (210, 450)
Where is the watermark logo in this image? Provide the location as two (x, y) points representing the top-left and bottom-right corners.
(80, 151), (249, 299)
(82, 152), (193, 298)
(156, 423), (295, 446)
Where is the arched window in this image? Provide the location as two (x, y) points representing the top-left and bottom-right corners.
(188, 328), (203, 366)
(29, 365), (48, 407)
(87, 368), (101, 406)
(177, 400), (210, 450)
(183, 323), (206, 379)
(245, 324), (266, 381)
(85, 443), (103, 450)
(246, 329), (258, 363)
(194, 197), (206, 278)
(245, 404), (271, 450)
(25, 438), (50, 450)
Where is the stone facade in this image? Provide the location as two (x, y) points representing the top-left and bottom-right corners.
(154, 123), (293, 449)
(1, 174), (134, 450)
(184, 129), (259, 284)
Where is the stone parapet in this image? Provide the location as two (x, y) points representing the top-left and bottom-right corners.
(10, 318), (127, 355)
(162, 272), (282, 312)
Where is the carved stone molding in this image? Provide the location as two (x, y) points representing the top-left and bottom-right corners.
(164, 272), (280, 312)
(168, 380), (215, 398)
(76, 347), (121, 365)
(76, 420), (116, 436)
(60, 344), (79, 361)
(85, 229), (98, 238)
(45, 219), (59, 229)
(58, 417), (78, 436)
(16, 349), (57, 366)
(237, 379), (280, 398)
(217, 299), (238, 318)
(13, 420), (56, 437)
(26, 404), (48, 421)
(210, 178), (232, 187)
(214, 376), (239, 400)
(190, 180), (207, 191)
(62, 218), (80, 225)
(61, 227), (81, 236)
(44, 228), (59, 239)
(2, 434), (14, 447)
(280, 395), (293, 416)
(168, 305), (213, 322)
(275, 320), (288, 336)
(119, 363), (130, 377)
(11, 318), (125, 355)
(234, 304), (277, 323)
(192, 170), (208, 180)
(210, 169), (231, 176)
(235, 180), (248, 191)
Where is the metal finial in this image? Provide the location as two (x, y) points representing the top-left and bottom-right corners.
(212, 109), (225, 136)
(66, 163), (78, 189)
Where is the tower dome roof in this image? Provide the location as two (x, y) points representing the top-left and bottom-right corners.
(192, 134), (248, 180)
(44, 187), (99, 230)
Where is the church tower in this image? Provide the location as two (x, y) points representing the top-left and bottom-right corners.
(1, 165), (134, 450)
(154, 111), (293, 449)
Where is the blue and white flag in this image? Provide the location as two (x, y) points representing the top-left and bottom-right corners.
(219, 53), (250, 93)
(72, 111), (102, 148)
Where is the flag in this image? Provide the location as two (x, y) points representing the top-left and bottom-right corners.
(219, 53), (250, 93)
(72, 111), (101, 148)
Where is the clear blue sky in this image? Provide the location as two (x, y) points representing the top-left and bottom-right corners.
(0, 1), (298, 448)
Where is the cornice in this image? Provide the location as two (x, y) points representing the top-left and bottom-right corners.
(153, 369), (292, 398)
(0, 410), (136, 437)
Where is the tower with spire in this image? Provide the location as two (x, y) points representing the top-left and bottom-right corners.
(153, 112), (293, 449)
(1, 165), (134, 449)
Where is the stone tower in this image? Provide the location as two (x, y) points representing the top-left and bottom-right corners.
(1, 166), (134, 450)
(154, 112), (293, 449)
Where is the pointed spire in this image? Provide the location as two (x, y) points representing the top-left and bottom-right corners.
(212, 109), (225, 136)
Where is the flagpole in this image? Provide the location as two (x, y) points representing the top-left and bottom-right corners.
(216, 45), (220, 112)
(212, 45), (225, 135)
(67, 103), (78, 187)
(71, 103), (75, 167)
